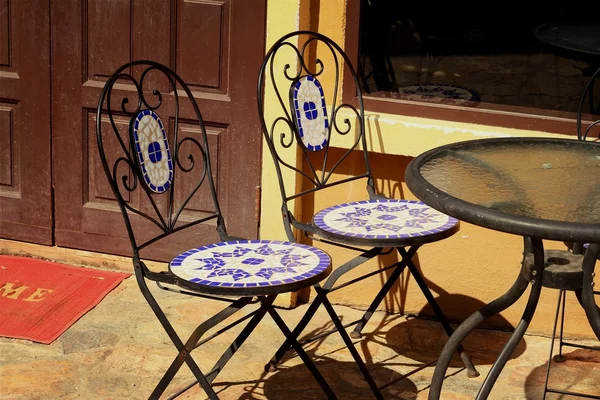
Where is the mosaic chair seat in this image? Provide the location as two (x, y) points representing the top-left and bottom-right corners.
(542, 66), (600, 399)
(95, 60), (338, 399)
(257, 31), (479, 398)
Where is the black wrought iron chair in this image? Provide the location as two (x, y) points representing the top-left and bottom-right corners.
(257, 30), (479, 398)
(542, 66), (600, 399)
(95, 60), (339, 400)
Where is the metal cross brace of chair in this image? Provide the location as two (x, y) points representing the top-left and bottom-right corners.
(96, 60), (340, 399)
(257, 30), (479, 399)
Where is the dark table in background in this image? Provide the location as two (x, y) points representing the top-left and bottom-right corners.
(533, 23), (600, 57)
(533, 23), (600, 77)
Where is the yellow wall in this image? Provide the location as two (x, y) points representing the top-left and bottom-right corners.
(261, 0), (597, 339)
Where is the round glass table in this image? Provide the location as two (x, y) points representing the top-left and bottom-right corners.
(405, 137), (600, 399)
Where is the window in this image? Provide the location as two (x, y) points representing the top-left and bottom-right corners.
(352, 2), (600, 134)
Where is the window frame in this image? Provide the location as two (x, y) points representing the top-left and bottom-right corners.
(342, 1), (583, 137)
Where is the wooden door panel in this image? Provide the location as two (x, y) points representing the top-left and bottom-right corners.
(0, 107), (15, 186)
(86, 0), (131, 79)
(53, 0), (265, 260)
(177, 0), (228, 89)
(0, 0), (52, 245)
(88, 112), (134, 205)
(0, 0), (9, 65)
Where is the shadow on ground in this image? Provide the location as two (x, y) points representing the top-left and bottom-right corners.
(227, 358), (418, 399)
(382, 293), (527, 367)
(524, 348), (600, 399)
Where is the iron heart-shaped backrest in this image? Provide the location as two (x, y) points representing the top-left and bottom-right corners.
(96, 61), (226, 256)
(257, 31), (375, 239)
(577, 66), (600, 141)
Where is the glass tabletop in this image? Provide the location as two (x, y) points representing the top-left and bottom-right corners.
(405, 137), (600, 242)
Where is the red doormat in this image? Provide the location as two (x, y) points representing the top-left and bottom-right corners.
(0, 255), (130, 344)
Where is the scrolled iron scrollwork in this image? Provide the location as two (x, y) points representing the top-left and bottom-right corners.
(108, 73), (143, 116)
(139, 65), (172, 111)
(583, 119), (600, 140)
(577, 67), (600, 141)
(109, 154), (166, 232)
(97, 60), (224, 249)
(332, 103), (361, 136)
(113, 157), (138, 194)
(271, 117), (295, 149)
(170, 136), (210, 227)
(175, 137), (207, 176)
(258, 31), (373, 205)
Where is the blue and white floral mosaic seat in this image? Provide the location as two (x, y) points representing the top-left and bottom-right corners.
(170, 240), (330, 295)
(313, 199), (459, 244)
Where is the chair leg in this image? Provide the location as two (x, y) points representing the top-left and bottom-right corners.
(205, 298), (273, 383)
(264, 291), (325, 371)
(139, 281), (221, 400)
(264, 296), (338, 400)
(350, 247), (416, 338)
(136, 270), (265, 399)
(319, 291), (384, 399)
(399, 248), (480, 377)
(543, 289), (564, 399)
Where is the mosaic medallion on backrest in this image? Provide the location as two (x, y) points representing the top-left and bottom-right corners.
(291, 75), (329, 151)
(132, 109), (173, 193)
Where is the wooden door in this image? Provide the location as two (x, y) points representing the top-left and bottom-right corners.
(0, 1), (52, 245)
(51, 0), (265, 259)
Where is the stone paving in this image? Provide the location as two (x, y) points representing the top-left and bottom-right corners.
(1, 274), (599, 399)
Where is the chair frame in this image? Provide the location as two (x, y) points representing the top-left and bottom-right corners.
(257, 30), (479, 398)
(96, 60), (337, 399)
(542, 65), (600, 400)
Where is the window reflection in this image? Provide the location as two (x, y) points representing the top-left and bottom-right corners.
(358, 2), (600, 115)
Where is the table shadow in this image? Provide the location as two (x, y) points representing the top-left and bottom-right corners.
(384, 294), (527, 367)
(523, 348), (600, 399)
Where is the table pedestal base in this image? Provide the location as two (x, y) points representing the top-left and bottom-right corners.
(428, 239), (600, 400)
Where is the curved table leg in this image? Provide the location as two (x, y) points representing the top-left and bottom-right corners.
(427, 272), (530, 399)
(428, 237), (544, 400)
(476, 264), (544, 398)
(579, 243), (600, 339)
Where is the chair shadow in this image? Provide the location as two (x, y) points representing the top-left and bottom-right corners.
(214, 317), (419, 399)
(523, 348), (600, 399)
(383, 298), (527, 369)
(259, 359), (417, 399)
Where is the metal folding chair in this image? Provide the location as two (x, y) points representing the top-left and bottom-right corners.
(542, 65), (600, 400)
(96, 60), (338, 399)
(257, 30), (479, 399)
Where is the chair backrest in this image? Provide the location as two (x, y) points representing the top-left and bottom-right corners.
(257, 31), (376, 240)
(96, 60), (226, 259)
(577, 66), (600, 141)
(565, 66), (600, 255)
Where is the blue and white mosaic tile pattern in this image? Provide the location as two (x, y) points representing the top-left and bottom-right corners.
(132, 109), (173, 193)
(170, 240), (330, 289)
(313, 199), (458, 240)
(291, 75), (329, 151)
